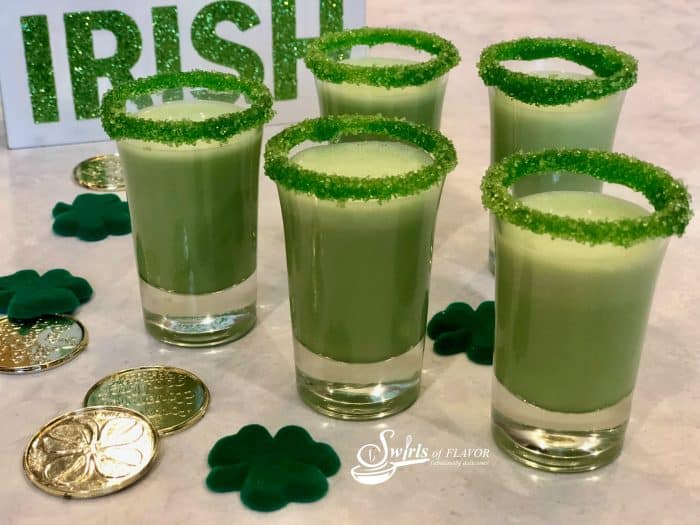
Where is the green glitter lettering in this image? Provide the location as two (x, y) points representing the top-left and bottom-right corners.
(21, 16), (59, 123)
(191, 1), (263, 82)
(64, 10), (143, 120)
(272, 0), (344, 101)
(152, 6), (182, 102)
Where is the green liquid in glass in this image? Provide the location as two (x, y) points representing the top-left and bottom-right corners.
(495, 191), (667, 413)
(281, 141), (441, 363)
(490, 72), (625, 197)
(315, 57), (448, 129)
(118, 100), (262, 294)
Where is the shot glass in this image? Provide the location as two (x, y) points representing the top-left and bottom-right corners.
(478, 37), (638, 272)
(305, 27), (460, 129)
(265, 115), (457, 420)
(481, 149), (692, 472)
(101, 71), (274, 347)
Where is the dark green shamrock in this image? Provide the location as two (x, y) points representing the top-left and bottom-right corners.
(427, 302), (475, 355)
(206, 424), (341, 512)
(52, 193), (130, 241)
(428, 301), (495, 365)
(0, 269), (93, 320)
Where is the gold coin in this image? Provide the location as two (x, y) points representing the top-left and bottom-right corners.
(73, 154), (125, 191)
(84, 366), (210, 435)
(24, 406), (159, 498)
(0, 315), (88, 374)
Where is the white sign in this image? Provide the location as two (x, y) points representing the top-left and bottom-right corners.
(0, 0), (365, 149)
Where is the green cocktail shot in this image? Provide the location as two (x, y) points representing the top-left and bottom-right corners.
(478, 37), (638, 271)
(496, 192), (663, 413)
(305, 27), (460, 129)
(265, 115), (457, 420)
(101, 71), (274, 347)
(482, 149), (692, 473)
(489, 83), (624, 195)
(315, 57), (447, 128)
(285, 141), (436, 363)
(119, 101), (260, 294)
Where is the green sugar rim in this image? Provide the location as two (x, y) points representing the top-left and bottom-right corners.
(482, 149), (692, 247)
(264, 115), (457, 201)
(304, 27), (461, 88)
(100, 70), (274, 146)
(477, 37), (637, 106)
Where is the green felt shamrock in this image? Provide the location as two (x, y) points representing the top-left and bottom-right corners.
(206, 424), (341, 512)
(428, 301), (495, 365)
(52, 193), (130, 241)
(0, 269), (93, 320)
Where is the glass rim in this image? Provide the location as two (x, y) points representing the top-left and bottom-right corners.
(477, 37), (637, 106)
(304, 27), (461, 88)
(481, 149), (693, 247)
(100, 70), (274, 146)
(264, 115), (457, 201)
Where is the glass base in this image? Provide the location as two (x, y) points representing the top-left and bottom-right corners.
(491, 378), (630, 472)
(294, 338), (424, 421)
(139, 274), (256, 347)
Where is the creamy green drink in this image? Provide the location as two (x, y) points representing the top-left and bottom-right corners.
(316, 57), (447, 128)
(490, 82), (625, 197)
(494, 191), (664, 413)
(305, 27), (460, 130)
(118, 101), (261, 294)
(101, 72), (274, 347)
(284, 141), (437, 363)
(482, 149), (692, 472)
(478, 37), (638, 272)
(265, 115), (457, 420)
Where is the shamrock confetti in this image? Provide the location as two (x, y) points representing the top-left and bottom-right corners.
(428, 301), (495, 365)
(52, 193), (130, 241)
(207, 424), (341, 512)
(0, 269), (93, 320)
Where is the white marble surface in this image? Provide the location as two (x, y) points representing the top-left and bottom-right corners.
(1, 1), (699, 523)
